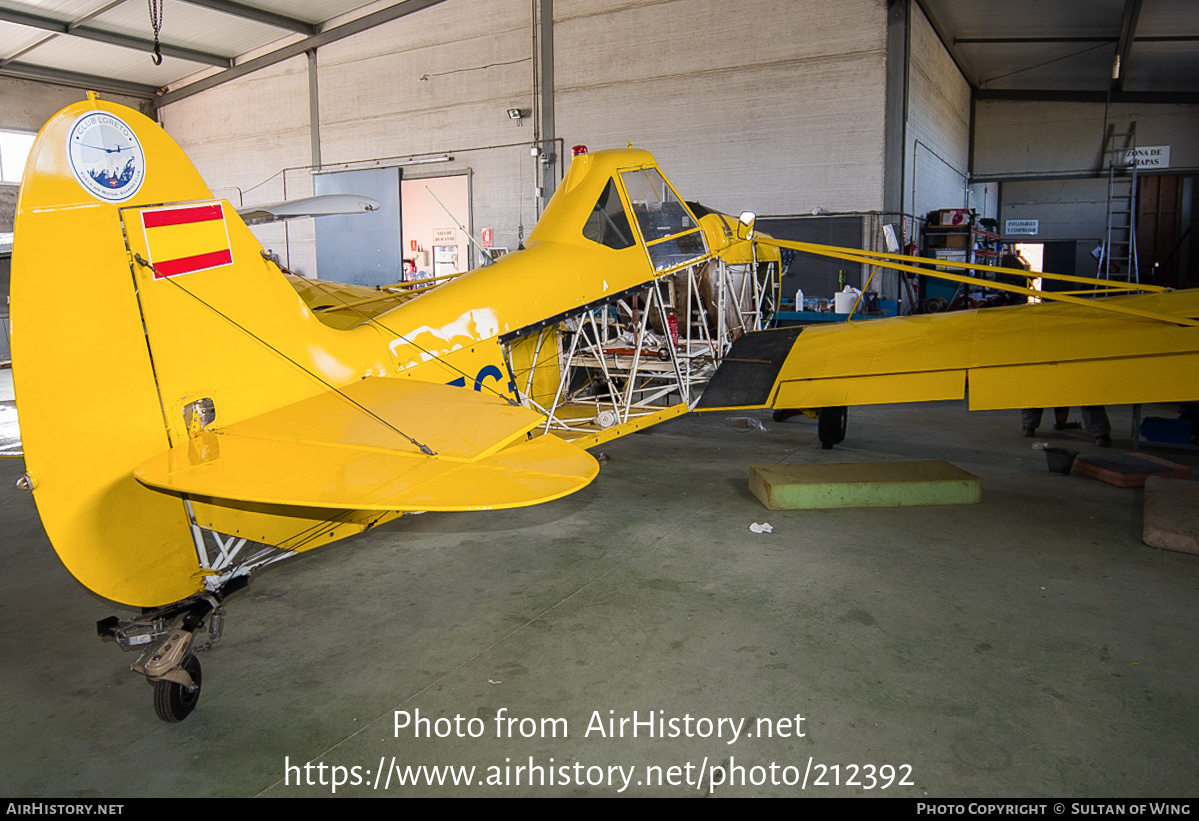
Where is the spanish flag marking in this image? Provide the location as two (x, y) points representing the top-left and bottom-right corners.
(141, 203), (233, 278)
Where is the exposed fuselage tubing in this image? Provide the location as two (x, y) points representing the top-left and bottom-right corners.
(545, 318), (586, 433)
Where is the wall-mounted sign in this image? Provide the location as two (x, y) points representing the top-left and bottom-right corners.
(433, 227), (457, 245)
(1005, 219), (1039, 236)
(1122, 145), (1170, 169)
(481, 227), (494, 248)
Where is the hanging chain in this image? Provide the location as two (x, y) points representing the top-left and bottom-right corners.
(148, 0), (164, 65)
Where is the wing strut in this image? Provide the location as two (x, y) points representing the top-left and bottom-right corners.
(755, 239), (1197, 328)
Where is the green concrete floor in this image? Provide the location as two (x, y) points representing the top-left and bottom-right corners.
(1, 400), (1197, 798)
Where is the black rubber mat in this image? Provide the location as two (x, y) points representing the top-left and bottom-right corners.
(696, 326), (803, 409)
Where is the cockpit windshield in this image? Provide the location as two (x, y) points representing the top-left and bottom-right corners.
(620, 167), (708, 272)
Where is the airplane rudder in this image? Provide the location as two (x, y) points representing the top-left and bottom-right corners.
(10, 99), (213, 607)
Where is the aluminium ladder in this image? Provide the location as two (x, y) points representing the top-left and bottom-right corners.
(1101, 123), (1139, 283)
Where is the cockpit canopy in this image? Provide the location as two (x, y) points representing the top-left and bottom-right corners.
(581, 166), (708, 274)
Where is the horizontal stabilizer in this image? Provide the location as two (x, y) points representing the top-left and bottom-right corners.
(135, 378), (599, 511)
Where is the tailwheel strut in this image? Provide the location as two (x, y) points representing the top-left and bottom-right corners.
(97, 575), (249, 722)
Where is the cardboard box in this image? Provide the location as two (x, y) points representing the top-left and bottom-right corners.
(936, 208), (971, 227)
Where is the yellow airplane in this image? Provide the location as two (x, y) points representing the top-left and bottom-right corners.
(12, 97), (1197, 721)
(12, 96), (781, 721)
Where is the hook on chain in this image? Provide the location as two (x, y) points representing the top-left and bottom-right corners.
(148, 0), (164, 66)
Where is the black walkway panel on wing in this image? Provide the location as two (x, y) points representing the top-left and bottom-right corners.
(695, 326), (803, 410)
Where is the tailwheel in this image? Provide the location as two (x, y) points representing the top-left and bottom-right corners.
(154, 653), (202, 723)
(99, 576), (249, 723)
(818, 406), (848, 450)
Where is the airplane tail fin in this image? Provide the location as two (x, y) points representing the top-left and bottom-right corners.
(12, 97), (232, 606)
(13, 98), (597, 607)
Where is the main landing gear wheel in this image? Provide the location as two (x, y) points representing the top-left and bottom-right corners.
(818, 406), (848, 450)
(153, 653), (202, 723)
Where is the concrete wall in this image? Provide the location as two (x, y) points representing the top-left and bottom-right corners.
(903, 3), (971, 221)
(158, 56), (316, 272)
(0, 187), (16, 234)
(0, 76), (152, 233)
(554, 0), (889, 216)
(159, 0), (539, 275)
(315, 0), (536, 270)
(12, 3), (1193, 280)
(155, 0), (896, 279)
(0, 76), (152, 133)
(974, 99), (1199, 244)
(974, 100), (1199, 180)
(999, 178), (1111, 245)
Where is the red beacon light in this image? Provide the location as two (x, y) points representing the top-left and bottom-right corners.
(571, 145), (588, 156)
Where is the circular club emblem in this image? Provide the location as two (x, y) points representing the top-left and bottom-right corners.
(66, 111), (146, 202)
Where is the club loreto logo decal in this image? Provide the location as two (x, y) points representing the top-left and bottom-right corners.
(66, 111), (146, 202)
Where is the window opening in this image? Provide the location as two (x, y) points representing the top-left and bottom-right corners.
(582, 178), (634, 250)
(0, 131), (35, 184)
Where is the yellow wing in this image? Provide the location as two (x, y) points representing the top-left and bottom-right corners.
(700, 289), (1199, 412)
(285, 274), (426, 330)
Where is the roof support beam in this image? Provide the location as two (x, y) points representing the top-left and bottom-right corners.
(912, 0), (973, 93)
(956, 35), (1199, 45)
(156, 0), (449, 108)
(883, 0), (908, 216)
(535, 0), (555, 211)
(307, 50), (321, 168)
(957, 37), (1116, 45)
(1113, 0), (1144, 92)
(0, 62), (159, 99)
(175, 0), (316, 34)
(0, 7), (231, 67)
(974, 88), (1199, 105)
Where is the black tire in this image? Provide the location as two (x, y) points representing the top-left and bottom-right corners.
(818, 406), (847, 450)
(153, 653), (202, 723)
